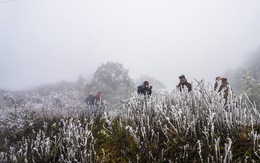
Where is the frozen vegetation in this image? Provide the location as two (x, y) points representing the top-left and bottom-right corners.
(0, 81), (260, 162)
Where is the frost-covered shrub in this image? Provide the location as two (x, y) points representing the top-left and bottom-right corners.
(0, 80), (260, 162)
(242, 69), (260, 110)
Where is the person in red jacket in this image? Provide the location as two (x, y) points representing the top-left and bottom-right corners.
(94, 92), (102, 107)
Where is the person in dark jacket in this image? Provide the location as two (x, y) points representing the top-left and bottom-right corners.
(177, 75), (192, 92)
(85, 93), (95, 116)
(137, 81), (152, 95)
(85, 93), (95, 105)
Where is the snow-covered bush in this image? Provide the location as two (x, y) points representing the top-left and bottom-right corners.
(0, 80), (260, 162)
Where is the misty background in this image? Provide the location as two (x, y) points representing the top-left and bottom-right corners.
(1, 0), (260, 91)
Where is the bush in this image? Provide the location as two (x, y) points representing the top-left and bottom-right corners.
(0, 82), (260, 162)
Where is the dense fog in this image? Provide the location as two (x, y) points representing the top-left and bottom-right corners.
(1, 0), (260, 90)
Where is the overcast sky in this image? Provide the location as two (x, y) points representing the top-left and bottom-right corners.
(1, 0), (260, 90)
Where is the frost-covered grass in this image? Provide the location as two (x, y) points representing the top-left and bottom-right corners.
(0, 81), (260, 162)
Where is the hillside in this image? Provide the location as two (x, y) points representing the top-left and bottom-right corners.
(0, 82), (260, 162)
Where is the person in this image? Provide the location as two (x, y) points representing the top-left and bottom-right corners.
(214, 76), (222, 91)
(85, 93), (95, 105)
(94, 91), (102, 107)
(137, 81), (152, 95)
(217, 78), (232, 103)
(85, 93), (95, 116)
(177, 75), (192, 92)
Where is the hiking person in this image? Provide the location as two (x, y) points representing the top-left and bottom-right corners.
(85, 93), (95, 116)
(217, 78), (233, 103)
(214, 76), (222, 91)
(177, 75), (192, 92)
(94, 91), (102, 107)
(137, 81), (152, 96)
(85, 93), (95, 105)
